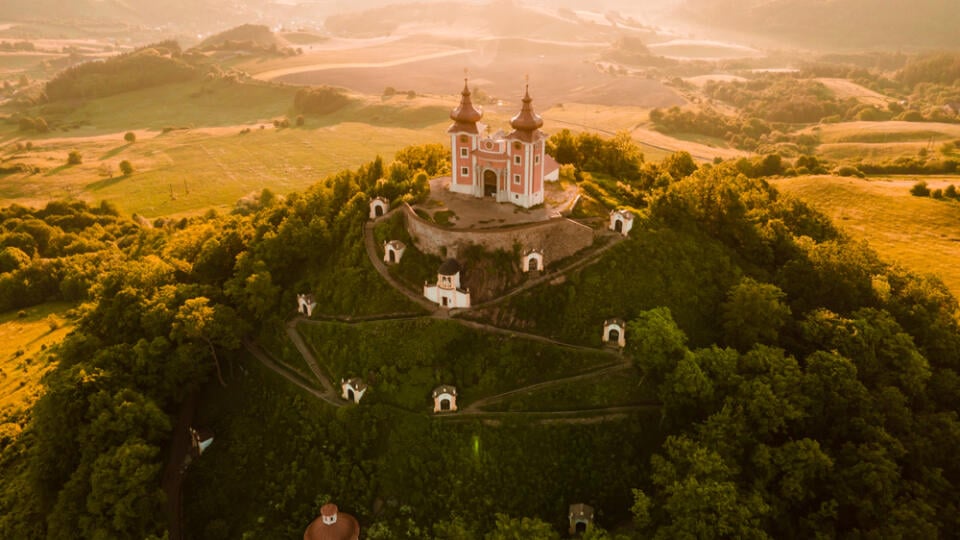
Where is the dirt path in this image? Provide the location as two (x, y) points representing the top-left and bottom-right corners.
(285, 319), (336, 395)
(461, 231), (625, 311)
(243, 339), (343, 407)
(436, 404), (659, 424)
(464, 363), (631, 412)
(363, 216), (441, 313)
(251, 213), (658, 425)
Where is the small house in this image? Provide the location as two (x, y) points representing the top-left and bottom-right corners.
(432, 385), (458, 413)
(568, 503), (595, 535)
(297, 293), (317, 317)
(369, 196), (389, 220)
(609, 209), (634, 236)
(341, 378), (368, 404)
(602, 319), (626, 348)
(522, 248), (544, 273)
(424, 258), (471, 308)
(383, 240), (406, 264)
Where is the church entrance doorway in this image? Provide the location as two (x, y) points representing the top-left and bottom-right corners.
(614, 219), (623, 233)
(440, 398), (451, 411)
(609, 329), (620, 342)
(388, 250), (396, 263)
(347, 389), (355, 402)
(483, 169), (498, 197)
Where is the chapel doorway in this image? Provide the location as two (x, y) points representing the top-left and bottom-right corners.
(614, 219), (623, 233)
(609, 329), (620, 342)
(441, 398), (451, 411)
(347, 389), (355, 402)
(483, 170), (498, 197)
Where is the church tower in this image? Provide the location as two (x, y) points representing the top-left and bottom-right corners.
(505, 85), (546, 208)
(448, 79), (484, 198)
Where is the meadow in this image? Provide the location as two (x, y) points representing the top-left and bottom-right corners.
(0, 302), (73, 420)
(775, 174), (960, 297)
(1, 80), (449, 216)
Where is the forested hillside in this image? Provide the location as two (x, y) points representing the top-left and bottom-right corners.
(0, 130), (958, 538)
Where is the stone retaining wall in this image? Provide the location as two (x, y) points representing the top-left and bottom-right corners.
(402, 203), (595, 261)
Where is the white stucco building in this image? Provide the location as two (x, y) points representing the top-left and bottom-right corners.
(521, 248), (544, 272)
(609, 209), (634, 236)
(602, 318), (626, 348)
(383, 240), (406, 264)
(341, 378), (368, 404)
(297, 293), (317, 317)
(423, 258), (471, 308)
(432, 385), (458, 413)
(369, 196), (389, 220)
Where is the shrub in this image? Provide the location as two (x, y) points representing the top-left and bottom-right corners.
(834, 165), (864, 178)
(119, 160), (134, 175)
(67, 151), (82, 165)
(124, 131), (136, 143)
(910, 181), (930, 196)
(945, 184), (958, 199)
(932, 188), (944, 199)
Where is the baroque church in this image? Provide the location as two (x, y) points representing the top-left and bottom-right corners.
(447, 79), (554, 208)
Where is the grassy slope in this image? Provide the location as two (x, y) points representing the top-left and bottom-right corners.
(297, 318), (616, 410)
(0, 302), (73, 420)
(774, 175), (960, 297)
(0, 80), (448, 217)
(808, 121), (960, 162)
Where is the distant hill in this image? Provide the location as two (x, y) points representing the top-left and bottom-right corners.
(676, 0), (960, 49)
(324, 1), (633, 41)
(44, 41), (198, 102)
(196, 24), (286, 52)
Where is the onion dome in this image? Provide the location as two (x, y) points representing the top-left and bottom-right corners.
(450, 79), (483, 125)
(510, 85), (543, 132)
(438, 258), (461, 276)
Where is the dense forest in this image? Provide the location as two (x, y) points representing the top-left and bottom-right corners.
(0, 128), (959, 538)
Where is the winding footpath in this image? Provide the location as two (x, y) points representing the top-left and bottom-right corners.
(245, 213), (656, 424)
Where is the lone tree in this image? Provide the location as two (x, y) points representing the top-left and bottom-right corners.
(124, 131), (136, 143)
(67, 150), (82, 165)
(119, 160), (134, 176)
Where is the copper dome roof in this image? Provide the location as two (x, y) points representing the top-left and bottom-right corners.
(450, 79), (483, 124)
(510, 86), (543, 132)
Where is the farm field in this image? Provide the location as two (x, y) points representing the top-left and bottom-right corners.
(0, 81), (451, 216)
(774, 175), (960, 297)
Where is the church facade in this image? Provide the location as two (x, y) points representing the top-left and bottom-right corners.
(447, 80), (550, 209)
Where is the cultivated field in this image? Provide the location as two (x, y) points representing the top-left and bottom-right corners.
(775, 175), (960, 297)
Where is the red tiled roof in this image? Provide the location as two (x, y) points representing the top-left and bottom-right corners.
(303, 508), (360, 540)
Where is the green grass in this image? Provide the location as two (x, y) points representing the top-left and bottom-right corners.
(296, 318), (615, 411)
(0, 81), (448, 217)
(774, 175), (960, 298)
(0, 302), (73, 420)
(483, 369), (656, 412)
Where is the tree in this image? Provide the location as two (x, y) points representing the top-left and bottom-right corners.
(661, 151), (697, 181)
(720, 278), (791, 351)
(625, 307), (688, 378)
(124, 131), (136, 143)
(119, 160), (134, 176)
(170, 297), (244, 386)
(484, 514), (560, 540)
(67, 151), (82, 165)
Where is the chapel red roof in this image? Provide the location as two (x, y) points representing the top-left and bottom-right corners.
(303, 504), (360, 540)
